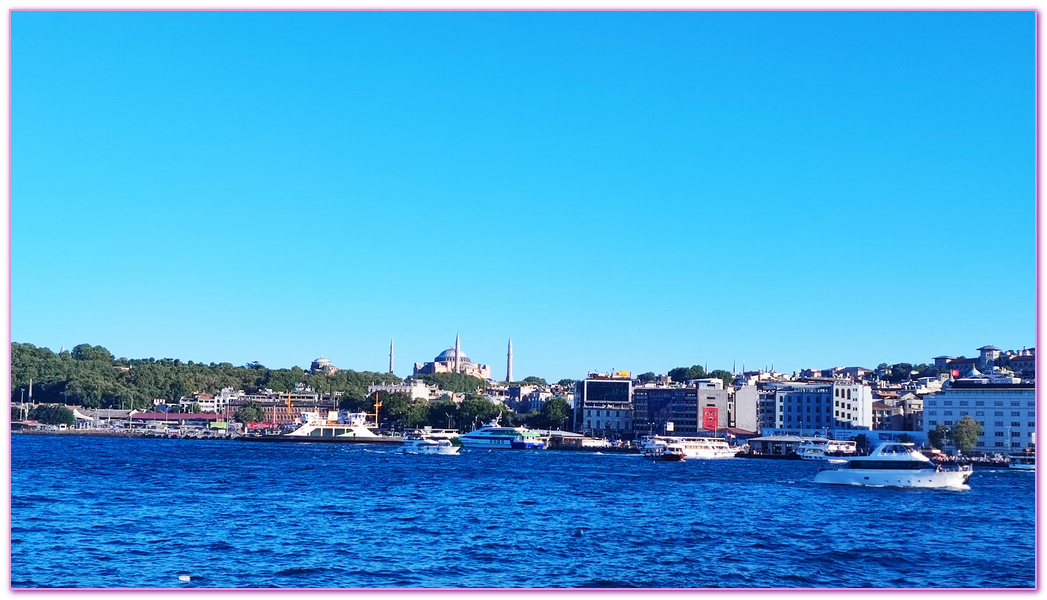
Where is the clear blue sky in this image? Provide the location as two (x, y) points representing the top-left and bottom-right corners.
(11, 10), (1036, 382)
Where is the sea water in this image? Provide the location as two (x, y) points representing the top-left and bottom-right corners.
(10, 434), (1036, 588)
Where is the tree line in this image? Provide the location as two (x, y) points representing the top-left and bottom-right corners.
(11, 342), (401, 410)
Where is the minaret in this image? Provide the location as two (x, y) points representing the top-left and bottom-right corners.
(454, 333), (461, 374)
(507, 338), (514, 383)
(389, 339), (394, 374)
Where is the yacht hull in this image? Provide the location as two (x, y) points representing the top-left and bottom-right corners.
(814, 469), (971, 488)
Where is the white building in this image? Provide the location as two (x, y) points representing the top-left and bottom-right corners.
(923, 380), (1036, 452)
(764, 379), (873, 434)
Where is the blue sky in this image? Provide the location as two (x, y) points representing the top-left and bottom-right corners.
(10, 10), (1036, 382)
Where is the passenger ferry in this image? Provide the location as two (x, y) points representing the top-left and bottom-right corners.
(641, 438), (686, 462)
(796, 439), (858, 460)
(639, 436), (737, 459)
(238, 411), (403, 444)
(814, 442), (972, 488)
(458, 420), (546, 450)
(1008, 448), (1035, 471)
(401, 432), (459, 455)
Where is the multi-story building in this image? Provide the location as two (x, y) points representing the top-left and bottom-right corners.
(923, 380), (1036, 452)
(574, 372), (633, 439)
(632, 385), (698, 436)
(761, 379), (873, 434)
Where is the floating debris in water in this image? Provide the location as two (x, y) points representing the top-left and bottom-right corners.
(178, 575), (191, 582)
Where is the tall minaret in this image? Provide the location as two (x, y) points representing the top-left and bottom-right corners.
(507, 338), (514, 383)
(454, 333), (461, 374)
(389, 339), (394, 374)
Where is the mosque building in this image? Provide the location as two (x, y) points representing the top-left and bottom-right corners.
(310, 356), (339, 375)
(413, 334), (493, 380)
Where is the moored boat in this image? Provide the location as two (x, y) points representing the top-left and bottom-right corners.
(1008, 448), (1035, 471)
(641, 438), (686, 462)
(797, 439), (858, 461)
(459, 420), (545, 449)
(237, 411), (403, 444)
(639, 435), (737, 459)
(813, 442), (972, 488)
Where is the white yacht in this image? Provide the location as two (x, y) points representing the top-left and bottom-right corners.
(814, 442), (972, 488)
(796, 439), (858, 461)
(1008, 448), (1035, 471)
(401, 433), (459, 455)
(640, 436), (737, 459)
(458, 420), (546, 450)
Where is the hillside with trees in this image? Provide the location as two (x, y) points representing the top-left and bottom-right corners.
(11, 342), (401, 410)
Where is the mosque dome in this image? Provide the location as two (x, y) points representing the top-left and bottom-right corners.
(313, 356), (332, 367)
(435, 348), (474, 364)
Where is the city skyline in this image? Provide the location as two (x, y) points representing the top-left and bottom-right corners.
(11, 11), (1036, 383)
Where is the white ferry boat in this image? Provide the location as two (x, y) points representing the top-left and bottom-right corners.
(796, 439), (858, 460)
(641, 438), (686, 462)
(279, 411), (402, 444)
(1008, 448), (1035, 471)
(401, 433), (459, 455)
(814, 442), (972, 488)
(640, 436), (737, 459)
(458, 420), (546, 450)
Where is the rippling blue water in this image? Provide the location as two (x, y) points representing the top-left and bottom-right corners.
(10, 434), (1036, 588)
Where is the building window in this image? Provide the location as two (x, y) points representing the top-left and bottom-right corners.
(1030, 422), (1036, 428)
(1012, 431), (1022, 437)
(929, 420), (937, 426)
(975, 411), (984, 416)
(1011, 422), (1021, 427)
(995, 431), (1004, 437)
(995, 401), (1003, 406)
(995, 442), (1005, 447)
(975, 401), (984, 407)
(945, 421), (953, 425)
(944, 401), (953, 406)
(1011, 401), (1021, 407)
(944, 411), (953, 416)
(960, 401), (969, 406)
(995, 411), (1004, 416)
(995, 421), (1004, 426)
(1011, 411), (1020, 417)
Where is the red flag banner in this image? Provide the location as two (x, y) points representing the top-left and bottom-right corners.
(952, 369), (960, 378)
(702, 407), (718, 430)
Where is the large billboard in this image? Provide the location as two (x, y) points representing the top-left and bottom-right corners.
(585, 380), (630, 403)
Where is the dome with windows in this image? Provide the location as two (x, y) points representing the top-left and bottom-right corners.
(435, 348), (474, 364)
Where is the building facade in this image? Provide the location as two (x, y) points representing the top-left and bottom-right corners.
(763, 379), (873, 434)
(574, 372), (633, 439)
(923, 381), (1036, 452)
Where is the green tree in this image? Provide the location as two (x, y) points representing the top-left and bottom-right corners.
(417, 373), (485, 394)
(458, 396), (508, 430)
(888, 363), (914, 383)
(426, 400), (460, 430)
(668, 365), (705, 383)
(526, 396), (572, 430)
(234, 402), (266, 424)
(376, 391), (429, 430)
(951, 415), (983, 454)
(635, 372), (658, 384)
(556, 379), (577, 388)
(519, 376), (548, 387)
(707, 369), (734, 389)
(853, 434), (869, 454)
(30, 404), (74, 426)
(928, 424), (951, 451)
